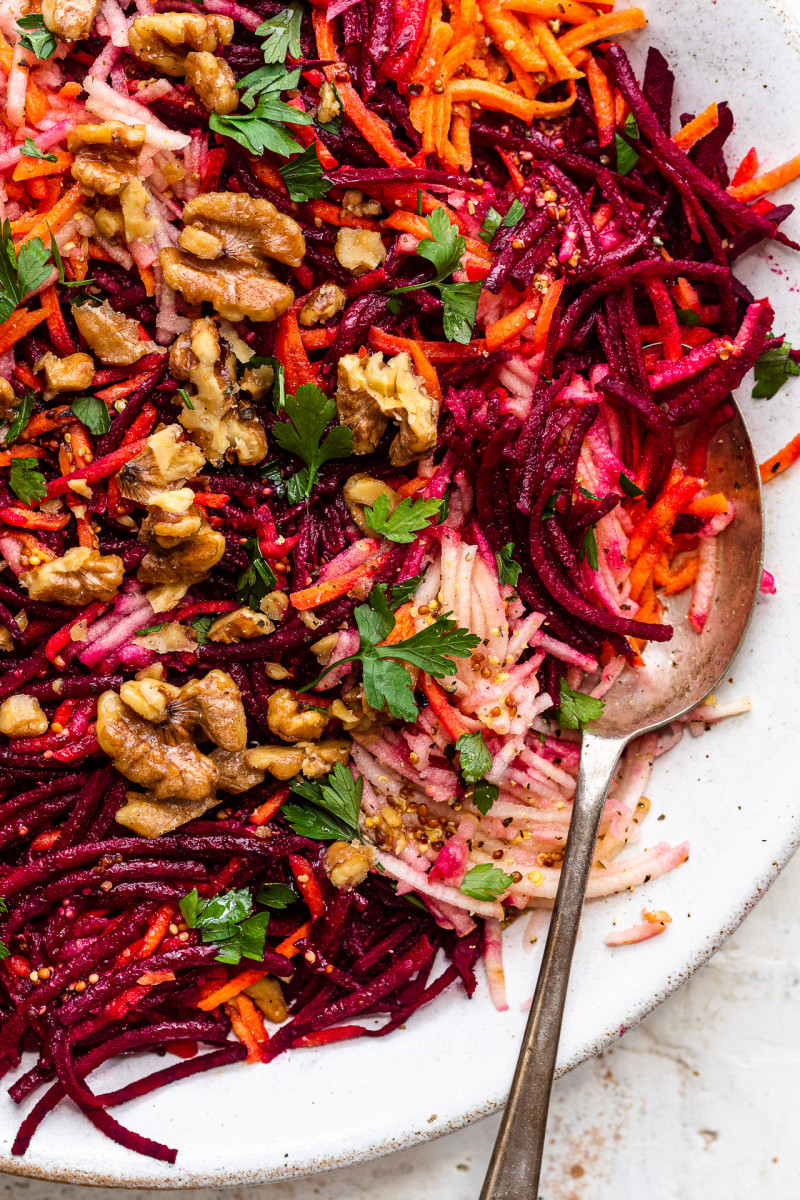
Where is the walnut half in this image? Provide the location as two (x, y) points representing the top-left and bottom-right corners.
(73, 299), (164, 367)
(20, 546), (124, 607)
(129, 12), (234, 75)
(42, 0), (101, 41)
(160, 193), (304, 323)
(68, 122), (145, 198)
(336, 350), (439, 466)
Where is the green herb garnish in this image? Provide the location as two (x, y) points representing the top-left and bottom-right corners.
(283, 761), (363, 841)
(9, 457), (46, 506)
(495, 542), (521, 587)
(0, 221), (53, 324)
(557, 680), (604, 730)
(279, 142), (332, 203)
(460, 863), (513, 901)
(615, 112), (639, 177)
(237, 537), (278, 609)
(752, 339), (800, 400)
(271, 382), (353, 496)
(21, 137), (57, 163)
(70, 395), (110, 436)
(180, 887), (270, 965)
(363, 494), (442, 543)
(388, 209), (482, 344)
(16, 13), (56, 59)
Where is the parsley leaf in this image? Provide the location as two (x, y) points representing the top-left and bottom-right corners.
(9, 457), (46, 506)
(0, 221), (54, 324)
(178, 387), (194, 411)
(389, 574), (424, 607)
(441, 280), (482, 345)
(363, 494), (441, 543)
(674, 306), (703, 327)
(256, 882), (298, 909)
(615, 112), (639, 177)
(272, 382), (353, 495)
(235, 62), (301, 108)
(541, 490), (562, 520)
(180, 887), (270, 965)
(495, 542), (521, 587)
(456, 731), (492, 784)
(190, 614), (215, 645)
(579, 525), (598, 570)
(460, 863), (512, 901)
(237, 536), (277, 609)
(21, 137), (57, 163)
(135, 622), (166, 637)
(255, 1), (303, 63)
(479, 206), (503, 244)
(752, 339), (800, 400)
(210, 99), (306, 158)
(4, 392), (33, 445)
(557, 680), (604, 730)
(290, 761), (362, 835)
(279, 143), (332, 203)
(472, 779), (499, 816)
(503, 198), (525, 227)
(16, 13), (56, 59)
(70, 395), (110, 436)
(280, 801), (356, 841)
(301, 586), (480, 721)
(619, 472), (644, 498)
(389, 208), (481, 343)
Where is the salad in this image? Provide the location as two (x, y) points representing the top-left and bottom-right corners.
(0, 0), (796, 1165)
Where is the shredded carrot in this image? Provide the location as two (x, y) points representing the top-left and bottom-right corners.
(628, 476), (706, 562)
(273, 305), (320, 393)
(24, 77), (48, 126)
(0, 29), (12, 73)
(485, 290), (542, 352)
(672, 102), (719, 150)
(274, 920), (313, 959)
(527, 15), (583, 79)
(500, 0), (598, 20)
(251, 159), (288, 196)
(290, 550), (390, 611)
(300, 327), (336, 350)
(136, 263), (155, 297)
(12, 150), (72, 183)
(628, 538), (664, 603)
(250, 787), (289, 827)
(58, 81), (82, 99)
(583, 53), (615, 146)
(683, 493), (729, 518)
(288, 855), (325, 920)
(531, 276), (566, 355)
(231, 993), (268, 1046)
(308, 199), (380, 231)
(556, 8), (646, 58)
(314, 11), (414, 168)
(198, 968), (267, 1011)
(448, 78), (571, 121)
(760, 432), (800, 483)
(225, 998), (264, 1062)
(420, 675), (470, 740)
(727, 153), (800, 203)
(380, 601), (417, 645)
(480, 0), (547, 73)
(0, 308), (49, 356)
(396, 476), (430, 499)
(138, 905), (174, 959)
(731, 147), (759, 188)
(16, 183), (84, 244)
(664, 555), (699, 594)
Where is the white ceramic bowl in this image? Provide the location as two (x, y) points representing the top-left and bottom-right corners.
(3, 0), (800, 1185)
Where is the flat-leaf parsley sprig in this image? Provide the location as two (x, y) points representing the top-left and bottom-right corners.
(272, 382), (353, 496)
(301, 584), (480, 721)
(388, 208), (482, 344)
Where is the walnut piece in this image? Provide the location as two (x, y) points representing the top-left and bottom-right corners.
(184, 50), (238, 115)
(298, 283), (346, 328)
(208, 607), (274, 643)
(68, 122), (146, 197)
(317, 81), (341, 127)
(160, 192), (304, 323)
(267, 689), (329, 743)
(98, 668), (246, 810)
(245, 977), (287, 1023)
(145, 488), (202, 544)
(35, 351), (95, 393)
(120, 178), (157, 242)
(0, 694), (48, 738)
(169, 318), (267, 466)
(324, 841), (373, 890)
(129, 12), (233, 75)
(343, 473), (401, 534)
(0, 378), (16, 419)
(341, 189), (382, 218)
(42, 0), (101, 41)
(117, 425), (206, 506)
(115, 790), (218, 838)
(73, 299), (164, 366)
(336, 350), (439, 466)
(137, 512), (225, 586)
(211, 739), (350, 786)
(334, 228), (386, 277)
(20, 546), (124, 607)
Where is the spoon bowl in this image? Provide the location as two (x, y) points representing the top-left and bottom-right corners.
(480, 399), (763, 1200)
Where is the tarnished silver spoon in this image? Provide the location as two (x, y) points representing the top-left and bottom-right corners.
(480, 399), (763, 1200)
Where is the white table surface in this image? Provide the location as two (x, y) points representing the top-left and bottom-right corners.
(2, 851), (797, 1200)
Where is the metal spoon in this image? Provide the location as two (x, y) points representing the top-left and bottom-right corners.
(479, 400), (763, 1200)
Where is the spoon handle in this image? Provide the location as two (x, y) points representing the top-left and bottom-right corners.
(479, 732), (625, 1200)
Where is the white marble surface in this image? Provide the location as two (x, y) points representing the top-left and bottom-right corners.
(3, 852), (798, 1200)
